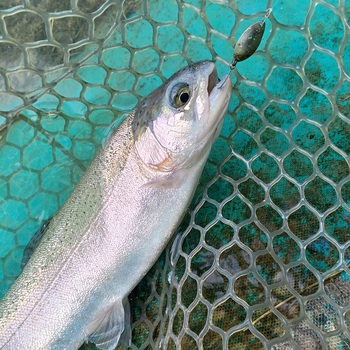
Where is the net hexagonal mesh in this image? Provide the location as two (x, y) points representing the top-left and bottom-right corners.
(0, 0), (350, 349)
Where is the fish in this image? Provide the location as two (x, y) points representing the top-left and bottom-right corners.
(0, 60), (232, 350)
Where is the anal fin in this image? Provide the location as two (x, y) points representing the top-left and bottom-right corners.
(88, 298), (131, 350)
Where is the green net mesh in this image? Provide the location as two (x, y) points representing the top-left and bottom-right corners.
(0, 0), (350, 349)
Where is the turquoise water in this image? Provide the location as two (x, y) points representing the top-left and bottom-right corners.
(0, 0), (350, 349)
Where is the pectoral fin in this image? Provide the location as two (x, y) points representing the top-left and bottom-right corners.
(88, 298), (131, 350)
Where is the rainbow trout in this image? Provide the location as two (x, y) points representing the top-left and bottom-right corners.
(0, 61), (231, 349)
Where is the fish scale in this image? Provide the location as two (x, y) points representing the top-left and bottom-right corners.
(0, 61), (231, 350)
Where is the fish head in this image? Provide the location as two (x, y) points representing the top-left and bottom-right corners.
(133, 61), (232, 174)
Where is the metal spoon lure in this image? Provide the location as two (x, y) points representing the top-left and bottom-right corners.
(230, 8), (272, 70)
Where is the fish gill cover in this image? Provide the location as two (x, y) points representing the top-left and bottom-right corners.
(0, 0), (349, 349)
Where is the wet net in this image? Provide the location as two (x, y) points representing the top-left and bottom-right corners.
(0, 0), (350, 349)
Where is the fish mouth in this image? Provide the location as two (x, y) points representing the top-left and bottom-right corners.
(207, 65), (218, 96)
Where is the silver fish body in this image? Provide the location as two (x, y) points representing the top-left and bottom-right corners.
(0, 61), (232, 349)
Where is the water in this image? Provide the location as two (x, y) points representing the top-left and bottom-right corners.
(1, 0), (350, 349)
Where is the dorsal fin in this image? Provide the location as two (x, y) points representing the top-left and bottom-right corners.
(21, 218), (51, 269)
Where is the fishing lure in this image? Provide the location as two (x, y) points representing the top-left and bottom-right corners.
(230, 8), (272, 69)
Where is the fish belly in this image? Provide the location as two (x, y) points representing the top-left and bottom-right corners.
(0, 133), (207, 349)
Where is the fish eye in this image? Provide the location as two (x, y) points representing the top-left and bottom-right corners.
(170, 83), (191, 108)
